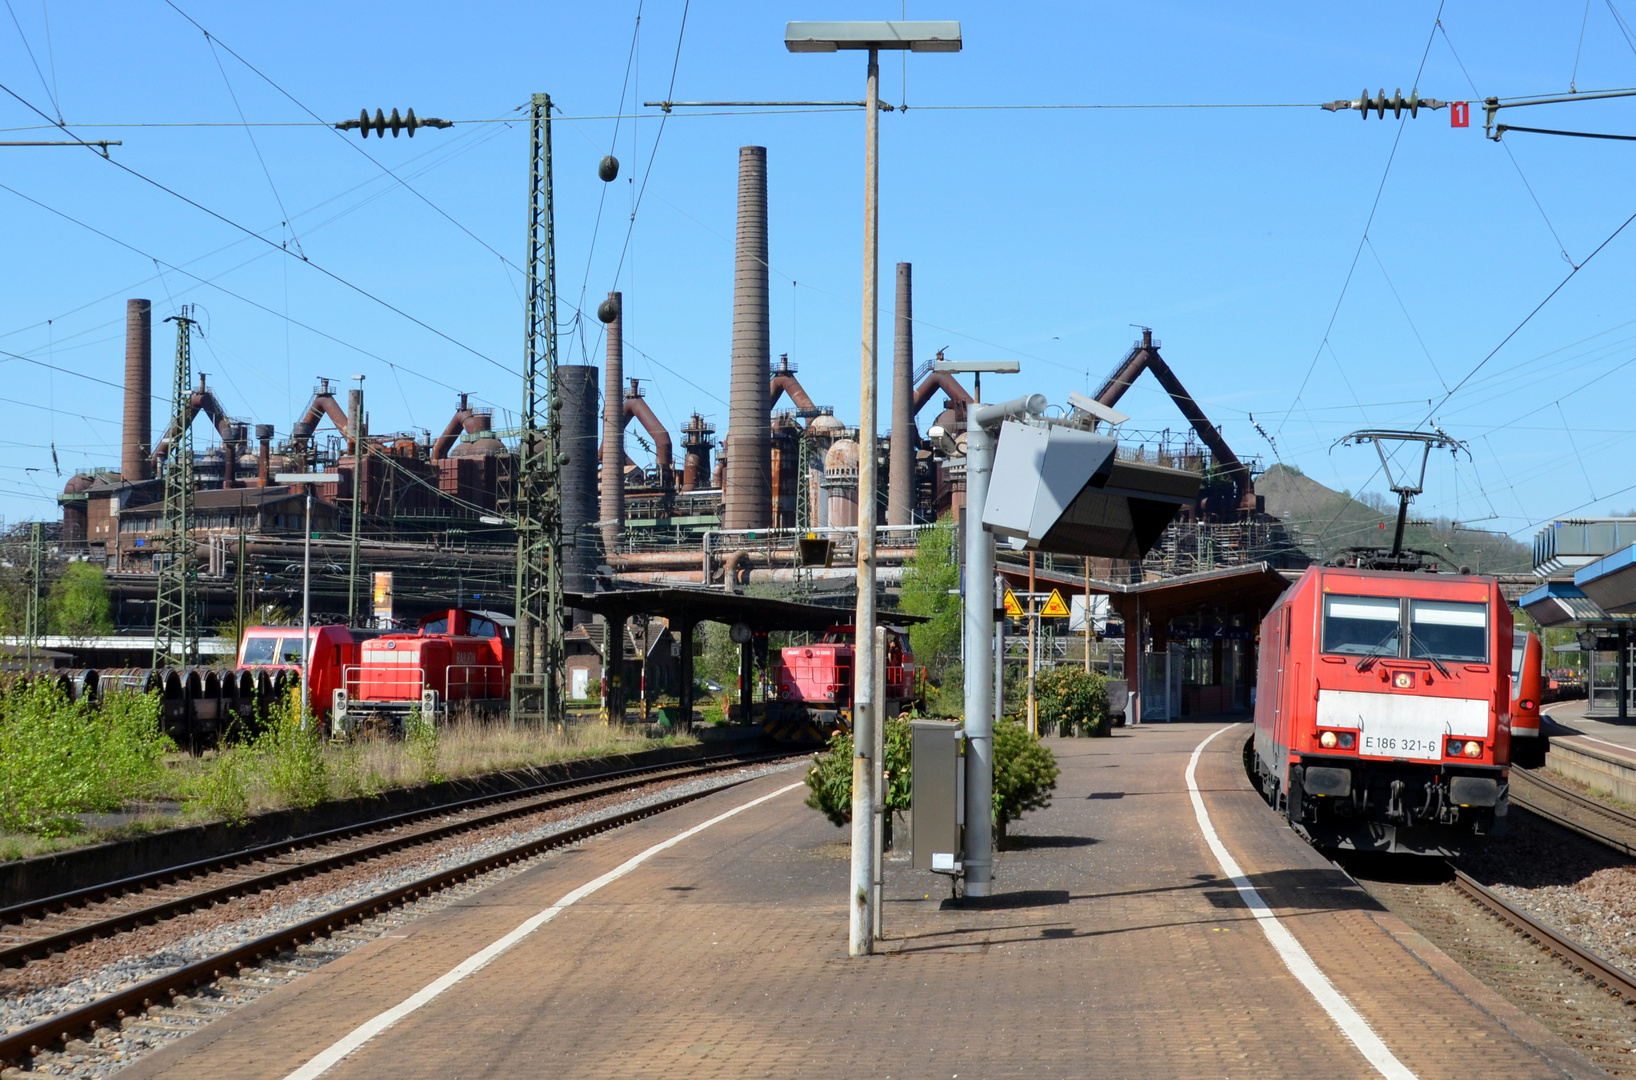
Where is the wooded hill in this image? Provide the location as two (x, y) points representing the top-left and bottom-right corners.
(1255, 463), (1531, 573)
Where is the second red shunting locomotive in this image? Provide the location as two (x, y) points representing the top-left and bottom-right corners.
(1251, 567), (1512, 856)
(769, 626), (920, 733)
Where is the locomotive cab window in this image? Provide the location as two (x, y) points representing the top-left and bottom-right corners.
(276, 637), (306, 664)
(1321, 595), (1401, 657)
(241, 636), (277, 665)
(469, 617), (499, 640)
(423, 617), (449, 635)
(1409, 599), (1488, 663)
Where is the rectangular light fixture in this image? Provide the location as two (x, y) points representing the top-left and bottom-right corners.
(785, 20), (962, 53)
(932, 359), (1019, 374)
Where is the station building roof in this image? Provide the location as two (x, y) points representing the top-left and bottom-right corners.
(1575, 545), (1636, 615)
(565, 588), (926, 632)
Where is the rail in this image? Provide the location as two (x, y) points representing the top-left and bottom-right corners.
(1509, 766), (1636, 859)
(1450, 866), (1636, 1002)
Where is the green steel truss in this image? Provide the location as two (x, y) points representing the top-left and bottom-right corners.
(510, 92), (564, 726)
(153, 309), (197, 669)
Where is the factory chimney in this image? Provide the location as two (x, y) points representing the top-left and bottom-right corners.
(557, 364), (600, 597)
(724, 146), (771, 529)
(122, 299), (152, 482)
(888, 262), (915, 526)
(598, 292), (624, 553)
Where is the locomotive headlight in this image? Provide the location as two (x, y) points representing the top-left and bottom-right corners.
(1338, 732), (1355, 749)
(1319, 730), (1338, 749)
(1519, 699), (1536, 711)
(1463, 740), (1482, 758)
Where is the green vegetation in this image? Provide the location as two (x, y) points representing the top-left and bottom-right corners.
(0, 680), (171, 836)
(803, 716), (1057, 842)
(1034, 667), (1110, 737)
(1256, 462), (1531, 572)
(991, 719), (1060, 840)
(0, 681), (698, 860)
(803, 716), (913, 827)
(897, 516), (962, 712)
(45, 563), (113, 635)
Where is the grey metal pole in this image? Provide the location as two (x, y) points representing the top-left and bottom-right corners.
(872, 624), (887, 940)
(302, 489), (312, 730)
(963, 394), (1045, 900)
(849, 46), (881, 958)
(962, 419), (996, 899)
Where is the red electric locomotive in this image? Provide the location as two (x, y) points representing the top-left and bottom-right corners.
(1510, 630), (1546, 767)
(1249, 566), (1512, 856)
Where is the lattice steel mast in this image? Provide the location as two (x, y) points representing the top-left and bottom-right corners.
(510, 92), (564, 726)
(153, 308), (197, 669)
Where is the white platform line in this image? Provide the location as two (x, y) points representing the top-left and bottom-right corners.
(281, 781), (805, 1080)
(1187, 725), (1417, 1080)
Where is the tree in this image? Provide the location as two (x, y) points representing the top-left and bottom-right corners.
(898, 515), (960, 684)
(46, 563), (112, 636)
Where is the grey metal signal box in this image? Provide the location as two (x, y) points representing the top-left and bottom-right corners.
(911, 721), (966, 874)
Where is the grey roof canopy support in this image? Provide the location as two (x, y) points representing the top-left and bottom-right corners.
(784, 21), (962, 52)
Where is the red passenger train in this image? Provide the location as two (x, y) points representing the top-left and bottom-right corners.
(1250, 567), (1513, 856)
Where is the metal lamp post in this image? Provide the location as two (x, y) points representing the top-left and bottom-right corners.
(276, 472), (340, 728)
(785, 16), (961, 961)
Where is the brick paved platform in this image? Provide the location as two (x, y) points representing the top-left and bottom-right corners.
(122, 723), (1607, 1080)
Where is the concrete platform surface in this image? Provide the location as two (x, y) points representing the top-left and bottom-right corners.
(118, 723), (1605, 1080)
(1544, 701), (1636, 762)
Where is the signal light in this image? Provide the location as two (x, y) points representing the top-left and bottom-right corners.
(334, 108), (454, 138)
(1519, 699), (1536, 711)
(1322, 88), (1447, 119)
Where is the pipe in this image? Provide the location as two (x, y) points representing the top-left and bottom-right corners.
(295, 383), (350, 443)
(888, 262), (915, 526)
(768, 360), (818, 413)
(122, 299), (152, 482)
(1094, 328), (1255, 509)
(600, 292), (624, 551)
(913, 369), (973, 414)
(256, 424), (274, 487)
(151, 380), (237, 463)
(430, 393), (474, 460)
(725, 146), (771, 529)
(622, 391), (675, 489)
(721, 549), (749, 592)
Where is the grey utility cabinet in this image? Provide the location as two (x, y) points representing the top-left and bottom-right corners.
(910, 720), (965, 873)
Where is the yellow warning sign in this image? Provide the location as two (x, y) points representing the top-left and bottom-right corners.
(1040, 588), (1071, 618)
(1003, 589), (1024, 617)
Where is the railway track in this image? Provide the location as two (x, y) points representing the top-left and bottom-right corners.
(0, 748), (784, 968)
(0, 750), (801, 1067)
(1509, 766), (1636, 858)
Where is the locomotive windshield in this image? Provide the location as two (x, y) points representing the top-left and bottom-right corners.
(1408, 599), (1488, 663)
(1321, 595), (1401, 657)
(1320, 594), (1488, 663)
(241, 636), (277, 664)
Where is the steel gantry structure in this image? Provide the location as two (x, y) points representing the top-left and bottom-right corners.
(153, 307), (197, 669)
(510, 92), (565, 726)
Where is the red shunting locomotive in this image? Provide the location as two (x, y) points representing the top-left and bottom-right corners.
(1250, 566), (1512, 856)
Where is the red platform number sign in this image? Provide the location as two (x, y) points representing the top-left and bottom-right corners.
(1450, 101), (1470, 128)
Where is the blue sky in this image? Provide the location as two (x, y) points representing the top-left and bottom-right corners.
(1, 1), (1633, 547)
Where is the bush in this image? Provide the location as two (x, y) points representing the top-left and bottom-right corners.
(803, 717), (913, 827)
(254, 692), (328, 809)
(1035, 667), (1109, 737)
(992, 719), (1059, 840)
(803, 716), (1057, 841)
(0, 680), (173, 836)
(405, 707), (445, 784)
(186, 746), (251, 825)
